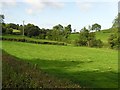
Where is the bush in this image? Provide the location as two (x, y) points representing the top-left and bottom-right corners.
(6, 28), (13, 34)
(108, 34), (119, 49)
(88, 39), (103, 48)
(2, 37), (66, 46)
(74, 38), (103, 48)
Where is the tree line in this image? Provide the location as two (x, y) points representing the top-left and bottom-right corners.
(2, 22), (104, 48)
(2, 23), (72, 41)
(1, 13), (119, 49)
(108, 14), (120, 49)
(74, 27), (103, 48)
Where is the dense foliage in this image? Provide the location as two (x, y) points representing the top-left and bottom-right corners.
(91, 23), (101, 32)
(74, 27), (103, 48)
(47, 24), (72, 41)
(108, 14), (120, 49)
(2, 23), (72, 42)
(24, 24), (40, 37)
(2, 50), (80, 88)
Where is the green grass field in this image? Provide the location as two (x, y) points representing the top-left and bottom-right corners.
(13, 29), (21, 33)
(2, 50), (80, 88)
(68, 33), (79, 41)
(95, 29), (114, 43)
(69, 29), (115, 47)
(70, 29), (114, 42)
(2, 41), (118, 88)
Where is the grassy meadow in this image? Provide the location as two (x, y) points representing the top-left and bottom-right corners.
(69, 29), (115, 47)
(2, 41), (118, 88)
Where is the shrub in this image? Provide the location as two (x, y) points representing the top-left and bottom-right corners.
(6, 28), (13, 34)
(108, 34), (119, 49)
(74, 27), (103, 48)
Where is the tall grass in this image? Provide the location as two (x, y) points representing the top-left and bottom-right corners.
(2, 50), (80, 88)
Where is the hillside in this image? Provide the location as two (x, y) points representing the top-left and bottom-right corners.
(1, 28), (118, 88)
(69, 28), (116, 47)
(2, 50), (80, 88)
(2, 41), (118, 88)
(95, 29), (115, 43)
(2, 28), (116, 47)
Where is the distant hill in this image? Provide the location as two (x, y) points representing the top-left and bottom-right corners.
(95, 29), (115, 43)
(69, 28), (117, 47)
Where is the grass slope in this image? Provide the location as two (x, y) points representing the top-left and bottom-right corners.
(2, 50), (80, 88)
(2, 41), (118, 88)
(95, 29), (115, 43)
(13, 29), (21, 33)
(69, 29), (115, 47)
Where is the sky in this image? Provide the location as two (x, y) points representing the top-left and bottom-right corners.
(0, 0), (119, 32)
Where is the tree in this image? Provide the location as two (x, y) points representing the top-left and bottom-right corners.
(7, 23), (18, 29)
(108, 34), (120, 49)
(88, 25), (92, 31)
(46, 29), (53, 40)
(112, 16), (119, 28)
(24, 23), (40, 37)
(49, 24), (64, 41)
(73, 29), (76, 33)
(91, 23), (101, 32)
(0, 15), (4, 23)
(0, 15), (5, 34)
(39, 28), (48, 39)
(6, 28), (13, 34)
(64, 24), (72, 39)
(108, 14), (120, 49)
(78, 27), (90, 46)
(2, 23), (6, 34)
(74, 26), (103, 48)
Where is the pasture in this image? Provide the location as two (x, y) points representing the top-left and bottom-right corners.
(2, 41), (118, 88)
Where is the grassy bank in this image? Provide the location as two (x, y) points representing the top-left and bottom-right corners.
(2, 50), (80, 88)
(2, 41), (118, 88)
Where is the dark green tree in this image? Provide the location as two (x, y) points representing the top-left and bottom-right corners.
(112, 16), (119, 28)
(24, 23), (40, 37)
(108, 14), (120, 49)
(39, 28), (48, 39)
(64, 24), (72, 39)
(2, 23), (6, 34)
(7, 23), (18, 29)
(91, 23), (101, 32)
(75, 27), (103, 48)
(0, 15), (4, 23)
(5, 28), (13, 34)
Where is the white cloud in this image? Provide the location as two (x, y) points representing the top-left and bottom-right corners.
(0, 0), (17, 14)
(75, 0), (119, 2)
(0, 0), (65, 14)
(24, 0), (65, 14)
(118, 1), (120, 13)
(76, 2), (93, 12)
(0, 0), (17, 8)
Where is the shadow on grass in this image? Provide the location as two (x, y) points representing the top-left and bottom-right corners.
(24, 58), (118, 88)
(2, 50), (81, 88)
(3, 50), (118, 88)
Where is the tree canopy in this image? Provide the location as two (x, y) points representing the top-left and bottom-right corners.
(91, 23), (101, 32)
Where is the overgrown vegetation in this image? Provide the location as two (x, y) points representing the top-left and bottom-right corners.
(2, 50), (80, 88)
(74, 27), (103, 48)
(108, 14), (120, 49)
(2, 23), (72, 42)
(1, 35), (66, 46)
